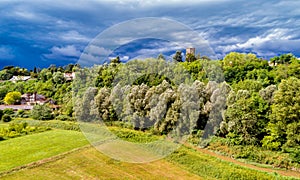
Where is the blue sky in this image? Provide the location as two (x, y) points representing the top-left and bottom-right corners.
(1, 0), (300, 69)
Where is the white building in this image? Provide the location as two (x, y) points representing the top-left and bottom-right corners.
(9, 76), (31, 83)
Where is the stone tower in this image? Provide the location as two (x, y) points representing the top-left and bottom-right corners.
(186, 47), (196, 56)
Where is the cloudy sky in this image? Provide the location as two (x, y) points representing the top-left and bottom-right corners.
(1, 0), (300, 69)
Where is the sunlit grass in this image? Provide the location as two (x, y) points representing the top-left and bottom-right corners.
(0, 130), (88, 172)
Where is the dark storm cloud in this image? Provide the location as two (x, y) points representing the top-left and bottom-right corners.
(0, 0), (299, 68)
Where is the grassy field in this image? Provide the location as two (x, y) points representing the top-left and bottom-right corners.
(0, 125), (297, 179)
(1, 147), (201, 180)
(1, 145), (295, 180)
(0, 129), (88, 172)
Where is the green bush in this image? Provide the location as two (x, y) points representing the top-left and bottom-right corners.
(167, 146), (287, 180)
(31, 104), (53, 120)
(109, 127), (160, 143)
(0, 122), (50, 140)
(3, 108), (14, 115)
(13, 119), (80, 131)
(55, 115), (74, 121)
(2, 114), (12, 122)
(17, 109), (25, 117)
(208, 137), (299, 170)
(0, 109), (3, 120)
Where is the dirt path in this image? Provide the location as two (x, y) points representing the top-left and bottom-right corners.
(184, 143), (300, 179)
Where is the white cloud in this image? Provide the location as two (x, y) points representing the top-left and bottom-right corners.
(86, 45), (113, 56)
(109, 55), (129, 61)
(237, 29), (292, 49)
(121, 56), (129, 61)
(80, 52), (101, 65)
(96, 0), (230, 8)
(44, 45), (81, 59)
(59, 31), (91, 43)
(78, 45), (113, 66)
(215, 28), (299, 58)
(2, 0), (300, 65)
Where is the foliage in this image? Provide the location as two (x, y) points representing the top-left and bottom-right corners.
(270, 53), (297, 65)
(185, 53), (197, 62)
(157, 53), (165, 60)
(262, 77), (300, 150)
(0, 122), (50, 140)
(167, 146), (289, 180)
(173, 50), (183, 62)
(1, 114), (12, 122)
(75, 87), (98, 122)
(3, 108), (14, 115)
(2, 53), (300, 170)
(108, 126), (160, 143)
(232, 79), (263, 93)
(31, 104), (53, 120)
(52, 72), (65, 84)
(55, 115), (74, 121)
(0, 66), (30, 81)
(16, 109), (26, 118)
(110, 56), (121, 64)
(14, 119), (80, 131)
(223, 91), (267, 145)
(4, 91), (21, 105)
(0, 110), (3, 120)
(208, 137), (300, 170)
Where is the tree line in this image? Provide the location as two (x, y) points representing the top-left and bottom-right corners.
(73, 52), (300, 156)
(1, 52), (299, 157)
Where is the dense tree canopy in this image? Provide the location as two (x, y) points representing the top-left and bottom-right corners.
(1, 53), (300, 155)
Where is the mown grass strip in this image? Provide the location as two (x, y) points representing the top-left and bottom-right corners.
(0, 129), (88, 172)
(0, 145), (91, 178)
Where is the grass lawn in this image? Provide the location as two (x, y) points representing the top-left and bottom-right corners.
(1, 147), (201, 180)
(0, 130), (88, 173)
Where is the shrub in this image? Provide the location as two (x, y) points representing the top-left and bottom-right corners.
(17, 109), (25, 117)
(55, 115), (74, 121)
(4, 91), (21, 105)
(13, 119), (80, 131)
(3, 108), (14, 115)
(0, 122), (51, 140)
(0, 109), (3, 120)
(2, 114), (12, 122)
(31, 104), (53, 120)
(208, 137), (300, 170)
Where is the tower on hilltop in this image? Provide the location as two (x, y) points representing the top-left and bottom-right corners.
(186, 47), (196, 56)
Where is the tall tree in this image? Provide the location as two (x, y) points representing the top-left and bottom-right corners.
(173, 51), (183, 62)
(262, 77), (300, 150)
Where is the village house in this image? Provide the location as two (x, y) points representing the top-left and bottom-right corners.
(9, 76), (31, 83)
(21, 93), (47, 105)
(64, 72), (76, 81)
(0, 93), (58, 111)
